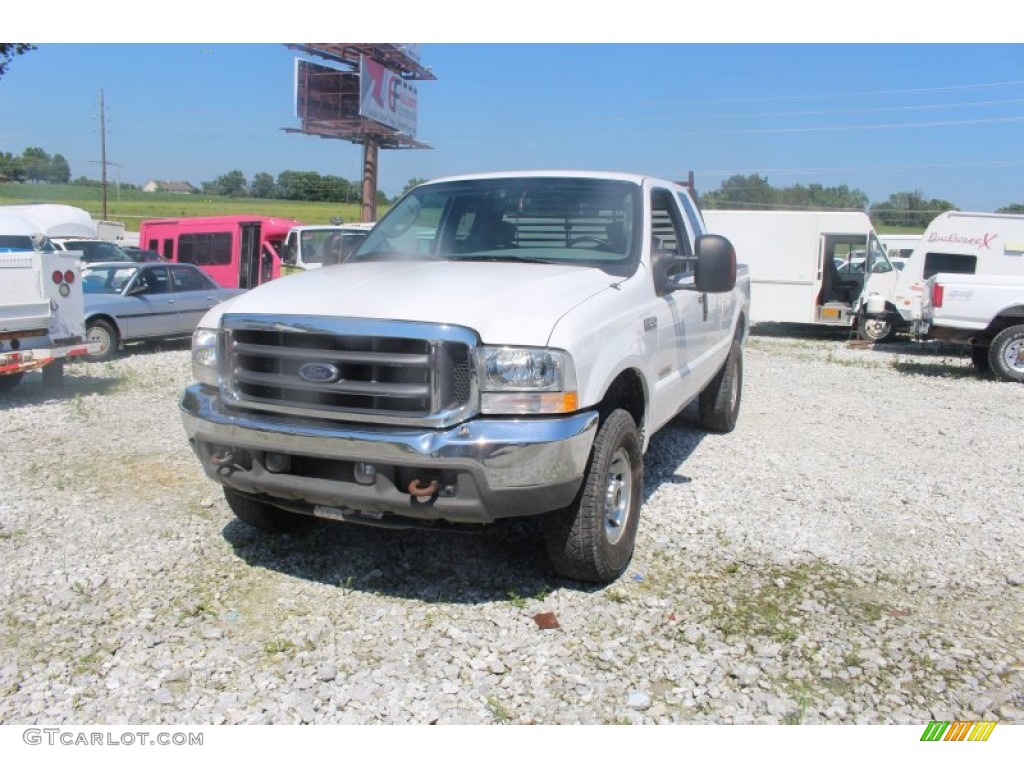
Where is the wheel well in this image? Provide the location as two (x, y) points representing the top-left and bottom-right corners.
(598, 369), (646, 433)
(734, 311), (748, 342)
(87, 314), (118, 331)
(985, 308), (1024, 337)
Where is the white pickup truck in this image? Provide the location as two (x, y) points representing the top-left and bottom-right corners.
(915, 273), (1024, 382)
(1, 214), (99, 392)
(180, 171), (751, 582)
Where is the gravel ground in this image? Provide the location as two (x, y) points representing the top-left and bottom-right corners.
(0, 330), (1021, 725)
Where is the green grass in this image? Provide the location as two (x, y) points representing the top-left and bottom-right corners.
(0, 182), (375, 228)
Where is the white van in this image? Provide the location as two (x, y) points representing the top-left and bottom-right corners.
(702, 210), (900, 341)
(893, 211), (1024, 323)
(280, 223), (376, 274)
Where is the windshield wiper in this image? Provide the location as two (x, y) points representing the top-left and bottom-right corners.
(446, 254), (557, 265)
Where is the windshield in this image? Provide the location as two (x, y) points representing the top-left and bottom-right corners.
(350, 177), (642, 275)
(64, 241), (133, 263)
(82, 265), (139, 294)
(0, 235), (55, 253)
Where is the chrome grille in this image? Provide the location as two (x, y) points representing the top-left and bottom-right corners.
(220, 316), (478, 427)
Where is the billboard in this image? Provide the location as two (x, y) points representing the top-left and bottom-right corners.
(294, 58), (360, 122)
(359, 55), (418, 138)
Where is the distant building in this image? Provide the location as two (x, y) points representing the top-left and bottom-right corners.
(143, 180), (192, 194)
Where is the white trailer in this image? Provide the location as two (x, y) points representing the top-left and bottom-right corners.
(702, 210), (900, 341)
(893, 211), (1024, 323)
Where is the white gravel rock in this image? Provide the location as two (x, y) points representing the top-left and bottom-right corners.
(0, 334), (1021, 724)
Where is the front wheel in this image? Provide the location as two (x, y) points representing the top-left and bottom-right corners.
(988, 325), (1024, 383)
(543, 409), (642, 583)
(857, 313), (897, 343)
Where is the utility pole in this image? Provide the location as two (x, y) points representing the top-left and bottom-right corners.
(99, 89), (108, 220)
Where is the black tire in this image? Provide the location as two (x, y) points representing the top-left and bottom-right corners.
(699, 340), (742, 433)
(969, 344), (992, 378)
(857, 313), (897, 343)
(86, 319), (119, 362)
(543, 409), (643, 583)
(223, 488), (307, 533)
(0, 373), (25, 393)
(988, 324), (1024, 383)
(42, 359), (64, 389)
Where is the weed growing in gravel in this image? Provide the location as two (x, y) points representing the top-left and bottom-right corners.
(485, 694), (513, 723)
(264, 639), (295, 655)
(782, 687), (812, 725)
(506, 590), (527, 609)
(0, 528), (26, 540)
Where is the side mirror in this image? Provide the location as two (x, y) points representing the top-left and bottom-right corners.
(125, 283), (147, 296)
(694, 234), (736, 294)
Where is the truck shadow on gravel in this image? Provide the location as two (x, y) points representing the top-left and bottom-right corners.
(220, 407), (709, 604)
(0, 369), (123, 411)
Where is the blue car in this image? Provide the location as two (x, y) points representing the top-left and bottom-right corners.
(82, 261), (244, 361)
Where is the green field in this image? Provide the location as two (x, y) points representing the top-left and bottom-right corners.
(0, 183), (373, 230)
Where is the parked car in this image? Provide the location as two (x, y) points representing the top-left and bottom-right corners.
(121, 246), (167, 263)
(82, 261), (245, 361)
(52, 238), (134, 264)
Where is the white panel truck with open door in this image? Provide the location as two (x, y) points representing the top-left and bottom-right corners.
(702, 210), (901, 341)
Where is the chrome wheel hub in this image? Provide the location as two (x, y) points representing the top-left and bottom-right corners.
(603, 448), (633, 545)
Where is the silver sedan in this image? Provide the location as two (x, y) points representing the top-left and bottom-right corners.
(83, 262), (244, 361)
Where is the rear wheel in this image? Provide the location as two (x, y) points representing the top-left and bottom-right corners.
(223, 488), (308, 533)
(699, 340), (742, 433)
(543, 409), (642, 583)
(86, 319), (119, 362)
(969, 343), (992, 377)
(42, 359), (64, 389)
(0, 373), (25, 393)
(988, 325), (1024, 383)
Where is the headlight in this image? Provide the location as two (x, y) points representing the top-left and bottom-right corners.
(191, 327), (219, 387)
(478, 346), (578, 415)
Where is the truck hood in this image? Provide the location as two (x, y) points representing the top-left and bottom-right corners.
(205, 259), (623, 346)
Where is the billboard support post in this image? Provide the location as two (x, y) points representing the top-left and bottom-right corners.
(362, 137), (379, 223)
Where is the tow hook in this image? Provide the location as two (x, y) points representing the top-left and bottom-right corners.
(408, 479), (440, 498)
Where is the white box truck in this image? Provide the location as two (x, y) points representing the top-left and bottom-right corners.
(702, 210), (901, 341)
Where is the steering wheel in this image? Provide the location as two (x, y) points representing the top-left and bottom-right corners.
(568, 236), (612, 248)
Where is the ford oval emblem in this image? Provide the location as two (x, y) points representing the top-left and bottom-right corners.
(298, 362), (341, 383)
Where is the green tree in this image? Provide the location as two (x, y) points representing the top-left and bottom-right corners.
(0, 151), (25, 181)
(400, 178), (427, 197)
(870, 191), (956, 229)
(997, 204), (1024, 214)
(202, 169), (247, 197)
(49, 153), (71, 184)
(0, 44), (34, 80)
(699, 174), (778, 210)
(250, 172), (275, 198)
(20, 147), (51, 183)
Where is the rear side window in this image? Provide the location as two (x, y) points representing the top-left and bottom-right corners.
(178, 232), (232, 266)
(170, 265), (215, 291)
(923, 252), (977, 279)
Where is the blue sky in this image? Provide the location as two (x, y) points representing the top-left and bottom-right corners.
(3, 7), (1023, 210)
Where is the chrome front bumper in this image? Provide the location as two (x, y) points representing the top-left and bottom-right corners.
(180, 384), (598, 524)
